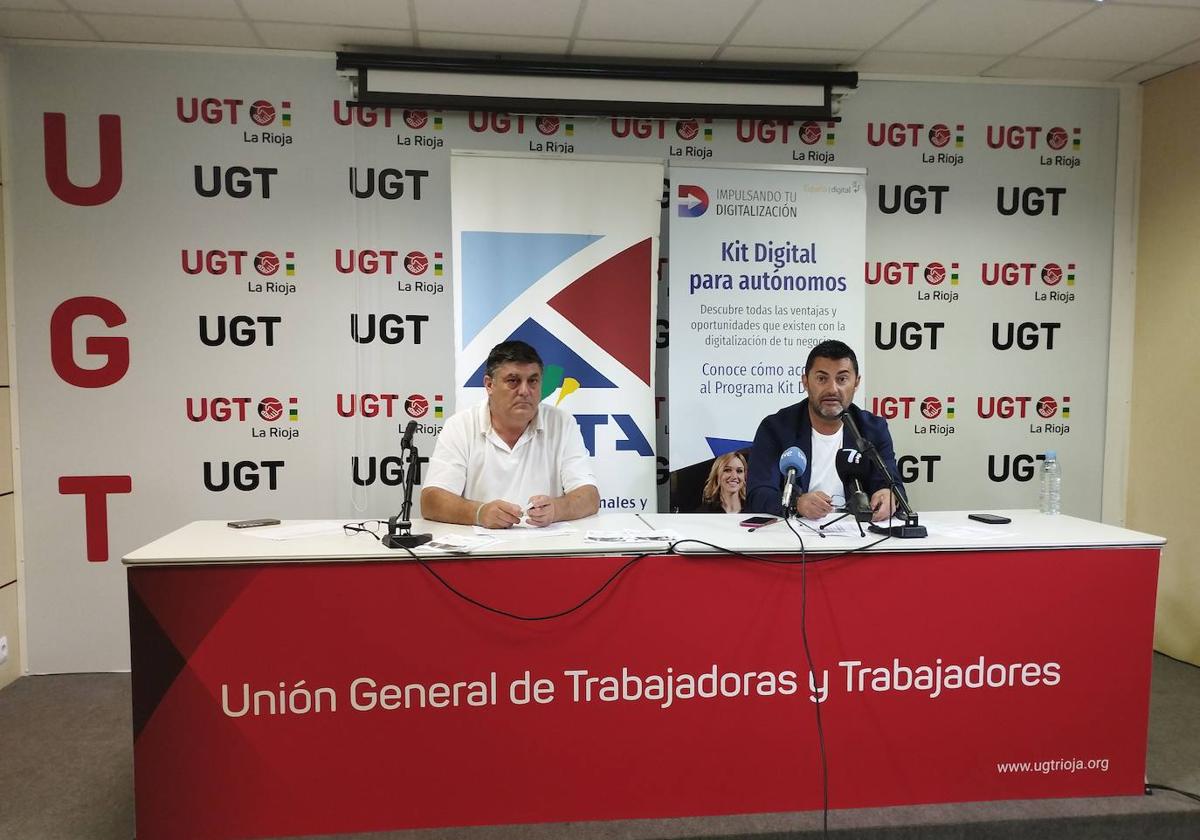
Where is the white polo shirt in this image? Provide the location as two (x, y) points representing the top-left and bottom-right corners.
(423, 400), (597, 505)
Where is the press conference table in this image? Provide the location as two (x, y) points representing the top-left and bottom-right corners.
(123, 510), (1163, 840)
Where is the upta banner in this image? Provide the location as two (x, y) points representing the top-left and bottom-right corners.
(450, 153), (664, 513)
(668, 164), (867, 470)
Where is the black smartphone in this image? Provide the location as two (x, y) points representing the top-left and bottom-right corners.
(227, 518), (282, 529)
(739, 515), (779, 529)
(968, 513), (1011, 525)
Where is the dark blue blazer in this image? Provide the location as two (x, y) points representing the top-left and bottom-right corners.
(745, 399), (904, 516)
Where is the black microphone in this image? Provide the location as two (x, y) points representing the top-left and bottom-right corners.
(400, 419), (418, 450)
(778, 447), (808, 515)
(383, 420), (432, 549)
(837, 407), (927, 538)
(835, 448), (874, 522)
(839, 408), (868, 451)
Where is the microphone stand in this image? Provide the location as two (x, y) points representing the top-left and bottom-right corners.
(840, 410), (928, 539)
(820, 509), (866, 537)
(781, 489), (826, 539)
(383, 433), (432, 549)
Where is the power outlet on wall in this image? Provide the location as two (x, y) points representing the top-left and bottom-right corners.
(0, 635), (8, 666)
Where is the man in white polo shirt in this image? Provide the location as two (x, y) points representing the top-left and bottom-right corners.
(420, 340), (600, 529)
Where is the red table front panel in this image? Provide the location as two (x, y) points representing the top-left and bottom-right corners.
(128, 546), (1159, 839)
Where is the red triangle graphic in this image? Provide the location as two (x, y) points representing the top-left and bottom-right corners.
(548, 238), (652, 385)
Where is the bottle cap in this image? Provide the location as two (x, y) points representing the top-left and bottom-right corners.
(1045, 450), (1057, 459)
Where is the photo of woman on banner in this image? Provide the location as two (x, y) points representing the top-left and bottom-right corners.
(694, 451), (748, 513)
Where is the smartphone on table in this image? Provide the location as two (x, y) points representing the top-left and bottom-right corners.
(227, 518), (282, 529)
(967, 513), (1011, 525)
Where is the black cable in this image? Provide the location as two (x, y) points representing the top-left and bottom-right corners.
(784, 516), (829, 838)
(382, 539), (649, 621)
(348, 527), (894, 621)
(345, 518), (902, 835)
(666, 535), (893, 565)
(786, 516), (893, 838)
(1145, 783), (1200, 804)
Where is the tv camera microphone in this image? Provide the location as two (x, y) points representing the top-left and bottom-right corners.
(778, 446), (808, 516)
(835, 448), (874, 522)
(836, 407), (927, 538)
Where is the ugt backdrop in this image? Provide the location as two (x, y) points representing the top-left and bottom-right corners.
(5, 44), (1118, 672)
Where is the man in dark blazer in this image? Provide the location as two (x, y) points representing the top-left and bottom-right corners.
(745, 340), (903, 521)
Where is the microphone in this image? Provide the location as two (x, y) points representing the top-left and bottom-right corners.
(383, 420), (432, 549)
(838, 408), (868, 451)
(835, 448), (874, 522)
(837, 406), (927, 538)
(400, 419), (418, 450)
(778, 446), (808, 515)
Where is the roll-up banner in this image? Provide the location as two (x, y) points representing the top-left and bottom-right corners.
(450, 153), (664, 513)
(667, 164), (867, 490)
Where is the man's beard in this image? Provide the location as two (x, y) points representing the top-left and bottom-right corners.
(813, 398), (844, 418)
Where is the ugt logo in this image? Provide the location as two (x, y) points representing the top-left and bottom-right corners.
(866, 260), (959, 286)
(677, 184), (709, 218)
(43, 113), (123, 206)
(870, 395), (956, 420)
(878, 184), (949, 215)
(866, 122), (961, 148)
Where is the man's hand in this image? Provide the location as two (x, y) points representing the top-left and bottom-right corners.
(870, 488), (896, 522)
(478, 500), (522, 529)
(525, 495), (557, 527)
(796, 491), (834, 520)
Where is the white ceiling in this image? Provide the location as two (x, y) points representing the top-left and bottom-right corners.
(0, 0), (1196, 84)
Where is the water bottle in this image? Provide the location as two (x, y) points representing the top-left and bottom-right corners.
(1039, 451), (1061, 515)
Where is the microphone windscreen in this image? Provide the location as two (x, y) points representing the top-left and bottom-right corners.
(778, 446), (807, 475)
(835, 448), (872, 480)
(401, 419), (418, 447)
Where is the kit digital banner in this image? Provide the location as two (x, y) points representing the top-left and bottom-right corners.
(667, 163), (866, 471)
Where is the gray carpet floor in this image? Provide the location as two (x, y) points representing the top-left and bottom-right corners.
(1, 654), (1197, 840)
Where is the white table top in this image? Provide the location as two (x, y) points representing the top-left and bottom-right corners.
(122, 510), (1164, 567)
(644, 510), (1164, 554)
(122, 513), (660, 566)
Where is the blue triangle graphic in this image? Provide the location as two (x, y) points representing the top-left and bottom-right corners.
(706, 437), (753, 458)
(465, 318), (616, 388)
(460, 231), (601, 348)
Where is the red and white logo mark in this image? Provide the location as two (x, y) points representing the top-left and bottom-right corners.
(250, 101), (276, 126)
(254, 251), (280, 276)
(405, 394), (429, 417)
(924, 263), (946, 285)
(1046, 127), (1069, 151)
(928, 124), (951, 148)
(404, 252), (428, 276)
(258, 397), (284, 421)
(921, 397), (942, 419)
(1041, 264), (1063, 286)
(1037, 397), (1058, 419)
(676, 120), (699, 141)
(800, 121), (823, 145)
(536, 116), (559, 135)
(404, 110), (428, 129)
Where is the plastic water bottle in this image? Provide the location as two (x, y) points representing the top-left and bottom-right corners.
(1039, 451), (1061, 515)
